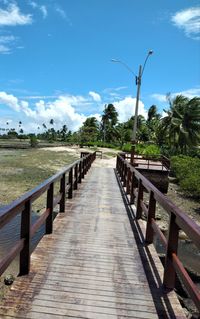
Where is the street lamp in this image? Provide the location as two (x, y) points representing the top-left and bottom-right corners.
(111, 50), (153, 164)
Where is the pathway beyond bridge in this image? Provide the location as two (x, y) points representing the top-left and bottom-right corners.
(0, 157), (186, 318)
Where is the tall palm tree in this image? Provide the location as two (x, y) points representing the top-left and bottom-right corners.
(162, 95), (200, 152)
(101, 104), (118, 142)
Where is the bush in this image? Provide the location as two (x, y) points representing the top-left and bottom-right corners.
(171, 155), (200, 198)
(29, 134), (38, 148)
(122, 143), (160, 155)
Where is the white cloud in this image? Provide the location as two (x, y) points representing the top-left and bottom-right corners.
(0, 92), (102, 133)
(151, 94), (167, 103)
(40, 5), (47, 19)
(0, 91), (22, 111)
(0, 35), (17, 54)
(89, 91), (101, 102)
(0, 3), (32, 26)
(0, 44), (10, 53)
(29, 2), (47, 19)
(114, 96), (147, 122)
(151, 86), (200, 103)
(55, 6), (66, 19)
(172, 7), (200, 40)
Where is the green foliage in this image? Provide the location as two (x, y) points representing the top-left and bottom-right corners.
(171, 155), (200, 198)
(29, 134), (38, 148)
(122, 143), (160, 158)
(122, 143), (132, 152)
(82, 141), (118, 149)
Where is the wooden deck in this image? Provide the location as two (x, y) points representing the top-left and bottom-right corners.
(0, 159), (185, 318)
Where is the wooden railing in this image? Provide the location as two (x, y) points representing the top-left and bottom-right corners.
(116, 154), (200, 312)
(120, 152), (170, 170)
(0, 152), (96, 277)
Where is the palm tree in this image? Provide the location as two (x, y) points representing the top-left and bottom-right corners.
(162, 95), (200, 153)
(101, 104), (118, 142)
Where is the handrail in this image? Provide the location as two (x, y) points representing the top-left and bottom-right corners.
(116, 154), (200, 312)
(120, 152), (170, 170)
(0, 151), (96, 277)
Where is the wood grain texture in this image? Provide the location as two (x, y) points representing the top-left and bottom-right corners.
(0, 159), (186, 318)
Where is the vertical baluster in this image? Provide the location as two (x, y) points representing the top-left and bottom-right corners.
(163, 212), (179, 289)
(136, 179), (144, 219)
(19, 200), (31, 276)
(59, 173), (66, 213)
(78, 161), (82, 183)
(74, 164), (78, 190)
(81, 159), (85, 179)
(130, 171), (136, 204)
(145, 191), (156, 243)
(126, 167), (131, 194)
(68, 167), (73, 199)
(123, 164), (127, 187)
(46, 183), (54, 234)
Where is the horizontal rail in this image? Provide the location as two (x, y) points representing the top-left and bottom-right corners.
(120, 152), (170, 170)
(116, 154), (200, 312)
(0, 151), (96, 277)
(0, 239), (25, 276)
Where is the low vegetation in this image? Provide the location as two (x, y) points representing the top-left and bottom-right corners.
(171, 156), (200, 199)
(0, 148), (78, 206)
(0, 94), (200, 199)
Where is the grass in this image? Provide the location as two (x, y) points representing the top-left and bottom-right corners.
(0, 148), (78, 206)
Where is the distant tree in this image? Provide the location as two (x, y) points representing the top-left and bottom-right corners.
(101, 104), (118, 142)
(162, 95), (200, 153)
(80, 117), (99, 143)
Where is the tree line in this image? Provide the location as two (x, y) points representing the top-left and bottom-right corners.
(1, 94), (200, 157)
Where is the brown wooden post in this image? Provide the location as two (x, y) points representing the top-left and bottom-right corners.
(46, 183), (54, 234)
(59, 173), (66, 213)
(145, 191), (156, 243)
(121, 162), (125, 183)
(136, 179), (144, 219)
(81, 159), (85, 179)
(130, 171), (136, 204)
(163, 212), (179, 289)
(68, 167), (73, 199)
(74, 164), (78, 190)
(126, 167), (131, 194)
(78, 161), (82, 183)
(123, 164), (127, 187)
(19, 200), (31, 276)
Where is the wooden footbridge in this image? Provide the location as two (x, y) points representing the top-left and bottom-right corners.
(0, 152), (200, 318)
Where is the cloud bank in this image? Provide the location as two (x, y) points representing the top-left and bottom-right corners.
(172, 7), (200, 40)
(0, 90), (148, 133)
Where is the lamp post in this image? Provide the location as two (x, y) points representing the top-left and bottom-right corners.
(111, 50), (153, 164)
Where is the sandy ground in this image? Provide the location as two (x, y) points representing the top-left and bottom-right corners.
(41, 146), (118, 168)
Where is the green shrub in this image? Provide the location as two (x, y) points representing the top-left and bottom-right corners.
(29, 134), (38, 148)
(122, 143), (132, 152)
(171, 155), (200, 198)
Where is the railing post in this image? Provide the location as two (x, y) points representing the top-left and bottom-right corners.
(145, 191), (156, 243)
(78, 161), (82, 183)
(130, 171), (137, 204)
(68, 167), (73, 199)
(126, 167), (131, 194)
(74, 164), (78, 190)
(19, 200), (31, 276)
(81, 159), (85, 179)
(163, 212), (179, 289)
(59, 173), (66, 213)
(46, 183), (54, 234)
(123, 164), (127, 187)
(136, 179), (144, 219)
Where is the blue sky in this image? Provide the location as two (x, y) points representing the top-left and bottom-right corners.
(0, 0), (199, 133)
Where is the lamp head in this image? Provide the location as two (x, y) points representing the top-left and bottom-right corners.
(148, 50), (153, 55)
